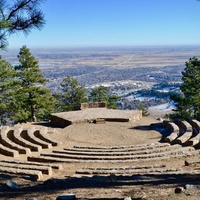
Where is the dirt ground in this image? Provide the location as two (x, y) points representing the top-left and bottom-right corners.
(0, 116), (200, 200)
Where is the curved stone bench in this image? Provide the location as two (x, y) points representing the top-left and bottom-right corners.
(0, 128), (31, 155)
(28, 148), (199, 163)
(34, 127), (61, 146)
(64, 144), (170, 153)
(85, 164), (166, 171)
(21, 127), (52, 149)
(185, 159), (200, 166)
(163, 121), (180, 143)
(0, 143), (19, 157)
(12, 127), (42, 152)
(40, 146), (195, 161)
(175, 121), (193, 145)
(187, 119), (200, 135)
(0, 161), (52, 175)
(0, 166), (43, 180)
(0, 160), (62, 170)
(55, 144), (181, 157)
(73, 142), (170, 151)
(76, 165), (180, 176)
(184, 133), (200, 146)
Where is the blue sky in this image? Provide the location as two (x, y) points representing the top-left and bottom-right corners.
(8, 0), (200, 49)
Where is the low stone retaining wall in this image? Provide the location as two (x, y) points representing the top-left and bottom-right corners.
(81, 102), (107, 109)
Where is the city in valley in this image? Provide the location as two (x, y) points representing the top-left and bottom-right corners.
(2, 45), (200, 115)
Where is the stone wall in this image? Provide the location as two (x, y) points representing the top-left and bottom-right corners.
(81, 102), (107, 110)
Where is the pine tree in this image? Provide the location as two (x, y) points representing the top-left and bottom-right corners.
(13, 45), (55, 122)
(0, 56), (16, 124)
(139, 102), (149, 117)
(181, 57), (200, 117)
(170, 57), (200, 119)
(89, 86), (119, 109)
(55, 76), (87, 111)
(90, 86), (109, 103)
(0, 0), (45, 49)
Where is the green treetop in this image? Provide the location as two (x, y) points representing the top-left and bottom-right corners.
(0, 0), (45, 49)
(13, 45), (55, 122)
(0, 56), (16, 124)
(55, 76), (87, 112)
(89, 86), (119, 109)
(170, 57), (200, 119)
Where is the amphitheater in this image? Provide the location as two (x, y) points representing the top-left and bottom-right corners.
(1, 105), (200, 199)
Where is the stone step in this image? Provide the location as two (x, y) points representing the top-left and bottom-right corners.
(163, 121), (180, 143)
(55, 145), (181, 156)
(34, 127), (62, 146)
(11, 127), (42, 152)
(0, 166), (43, 180)
(83, 164), (166, 171)
(94, 118), (106, 124)
(64, 143), (170, 152)
(187, 119), (200, 135)
(174, 119), (192, 134)
(0, 143), (19, 157)
(184, 133), (200, 146)
(73, 142), (169, 150)
(0, 128), (31, 155)
(185, 159), (200, 166)
(175, 132), (193, 145)
(163, 121), (180, 132)
(0, 161), (52, 175)
(76, 167), (181, 175)
(40, 146), (195, 161)
(22, 127), (52, 149)
(27, 150), (199, 163)
(0, 159), (63, 170)
(28, 156), (69, 163)
(174, 121), (193, 144)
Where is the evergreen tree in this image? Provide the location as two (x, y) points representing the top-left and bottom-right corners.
(169, 93), (191, 119)
(181, 57), (200, 117)
(0, 0), (45, 49)
(170, 57), (200, 119)
(89, 86), (119, 109)
(56, 76), (87, 111)
(0, 56), (16, 124)
(139, 102), (149, 117)
(13, 45), (55, 122)
(90, 86), (109, 103)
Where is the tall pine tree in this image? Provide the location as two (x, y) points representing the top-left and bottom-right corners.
(89, 86), (119, 109)
(170, 57), (200, 119)
(13, 45), (55, 122)
(0, 56), (16, 124)
(55, 76), (87, 111)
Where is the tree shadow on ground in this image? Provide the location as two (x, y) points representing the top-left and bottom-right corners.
(1, 173), (200, 199)
(30, 122), (51, 127)
(129, 122), (171, 142)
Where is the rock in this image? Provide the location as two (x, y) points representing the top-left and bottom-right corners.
(124, 197), (132, 200)
(6, 181), (19, 190)
(175, 187), (184, 193)
(25, 198), (38, 200)
(43, 178), (64, 187)
(56, 194), (76, 200)
(185, 184), (200, 190)
(131, 191), (146, 199)
(156, 117), (163, 122)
